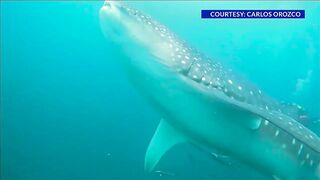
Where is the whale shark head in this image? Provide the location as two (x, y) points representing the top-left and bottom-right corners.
(99, 1), (134, 43)
(99, 1), (194, 71)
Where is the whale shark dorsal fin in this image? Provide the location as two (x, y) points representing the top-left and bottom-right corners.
(145, 119), (186, 172)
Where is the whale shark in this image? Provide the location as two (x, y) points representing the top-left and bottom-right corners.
(99, 1), (320, 179)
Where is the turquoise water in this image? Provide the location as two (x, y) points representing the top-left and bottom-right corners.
(1, 1), (319, 179)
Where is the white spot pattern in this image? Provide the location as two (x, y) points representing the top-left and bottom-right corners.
(122, 3), (320, 156)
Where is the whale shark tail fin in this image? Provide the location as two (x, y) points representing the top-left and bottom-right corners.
(145, 119), (187, 172)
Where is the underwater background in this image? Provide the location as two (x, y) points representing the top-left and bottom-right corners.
(1, 1), (319, 179)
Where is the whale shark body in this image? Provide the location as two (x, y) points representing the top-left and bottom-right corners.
(99, 1), (320, 179)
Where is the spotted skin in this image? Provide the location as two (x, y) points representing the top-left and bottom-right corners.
(128, 6), (320, 153)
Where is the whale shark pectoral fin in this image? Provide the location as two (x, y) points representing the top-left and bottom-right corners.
(145, 119), (186, 172)
(245, 117), (262, 130)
